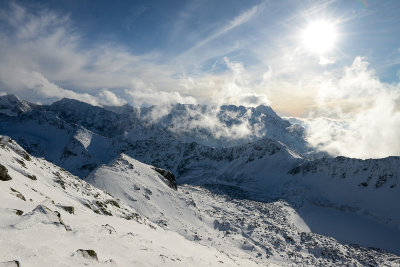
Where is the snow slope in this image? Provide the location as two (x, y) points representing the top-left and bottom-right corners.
(86, 154), (207, 238)
(288, 156), (400, 254)
(0, 136), (263, 266)
(1, 94), (400, 264)
(85, 152), (400, 266)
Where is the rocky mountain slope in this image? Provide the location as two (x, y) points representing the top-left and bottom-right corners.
(1, 136), (399, 266)
(0, 136), (263, 266)
(1, 94), (400, 265)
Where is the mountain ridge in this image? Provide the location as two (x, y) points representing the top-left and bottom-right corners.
(1, 136), (399, 265)
(1, 93), (400, 262)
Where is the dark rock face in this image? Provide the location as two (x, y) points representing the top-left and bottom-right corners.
(58, 205), (74, 214)
(15, 209), (23, 216)
(0, 164), (12, 181)
(152, 167), (177, 190)
(76, 249), (98, 261)
(10, 188), (26, 201)
(32, 205), (72, 231)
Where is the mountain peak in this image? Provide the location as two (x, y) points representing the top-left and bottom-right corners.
(52, 97), (92, 107)
(0, 93), (32, 115)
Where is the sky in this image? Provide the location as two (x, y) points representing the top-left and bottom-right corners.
(1, 0), (400, 158)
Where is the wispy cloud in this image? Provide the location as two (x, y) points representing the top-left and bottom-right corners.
(181, 4), (261, 55)
(1, 2), (400, 159)
(0, 3), (167, 105)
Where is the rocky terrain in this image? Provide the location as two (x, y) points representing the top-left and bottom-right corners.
(0, 94), (399, 266)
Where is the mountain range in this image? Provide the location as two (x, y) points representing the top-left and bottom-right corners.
(0, 94), (399, 266)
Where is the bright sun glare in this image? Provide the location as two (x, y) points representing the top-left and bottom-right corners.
(302, 20), (337, 54)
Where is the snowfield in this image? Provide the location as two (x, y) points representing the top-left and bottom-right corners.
(0, 136), (263, 266)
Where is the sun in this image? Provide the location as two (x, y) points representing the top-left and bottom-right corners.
(301, 20), (337, 54)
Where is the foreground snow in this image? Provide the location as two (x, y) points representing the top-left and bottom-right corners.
(1, 136), (399, 266)
(0, 136), (262, 266)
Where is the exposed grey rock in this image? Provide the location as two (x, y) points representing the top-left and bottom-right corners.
(15, 209), (23, 216)
(152, 167), (177, 190)
(26, 174), (37, 180)
(56, 205), (74, 214)
(101, 224), (116, 234)
(30, 205), (72, 231)
(0, 164), (12, 181)
(10, 188), (26, 201)
(76, 249), (98, 261)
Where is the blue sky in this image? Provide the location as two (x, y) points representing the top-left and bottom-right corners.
(0, 0), (400, 116)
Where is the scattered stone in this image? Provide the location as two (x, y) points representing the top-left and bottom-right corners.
(94, 200), (113, 216)
(83, 203), (92, 210)
(22, 152), (31, 161)
(186, 199), (196, 207)
(125, 212), (140, 221)
(105, 199), (120, 208)
(10, 188), (26, 201)
(102, 224), (116, 234)
(76, 249), (98, 261)
(15, 159), (26, 168)
(105, 259), (117, 264)
(53, 171), (67, 189)
(152, 167), (177, 190)
(15, 209), (23, 216)
(56, 205), (75, 214)
(0, 164), (12, 181)
(144, 188), (152, 195)
(26, 174), (37, 180)
(157, 219), (167, 227)
(31, 205), (72, 231)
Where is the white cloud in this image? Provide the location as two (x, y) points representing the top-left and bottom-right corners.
(0, 3), (173, 105)
(177, 57), (270, 107)
(218, 57), (270, 107)
(98, 90), (127, 106)
(184, 4), (260, 53)
(305, 57), (400, 158)
(319, 56), (336, 65)
(2, 3), (400, 159)
(125, 88), (197, 107)
(143, 104), (265, 144)
(0, 3), (273, 109)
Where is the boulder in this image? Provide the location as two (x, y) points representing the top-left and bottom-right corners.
(56, 205), (75, 214)
(0, 164), (12, 181)
(76, 249), (98, 261)
(10, 188), (26, 201)
(152, 167), (177, 190)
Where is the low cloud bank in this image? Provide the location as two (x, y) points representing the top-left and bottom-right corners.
(305, 57), (400, 159)
(142, 104), (266, 145)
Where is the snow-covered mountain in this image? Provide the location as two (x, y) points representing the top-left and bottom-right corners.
(0, 135), (264, 266)
(1, 136), (399, 266)
(1, 94), (400, 265)
(0, 94), (33, 116)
